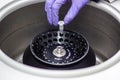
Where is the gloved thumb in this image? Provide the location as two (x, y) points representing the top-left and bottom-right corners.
(64, 0), (89, 24)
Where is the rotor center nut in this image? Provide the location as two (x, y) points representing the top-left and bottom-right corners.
(53, 46), (66, 57)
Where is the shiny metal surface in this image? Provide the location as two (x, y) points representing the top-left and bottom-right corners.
(0, 0), (120, 78)
(105, 0), (117, 3)
(53, 46), (66, 58)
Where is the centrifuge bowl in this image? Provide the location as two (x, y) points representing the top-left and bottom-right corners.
(0, 0), (120, 78)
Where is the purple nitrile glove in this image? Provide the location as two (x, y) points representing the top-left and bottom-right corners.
(45, 0), (89, 26)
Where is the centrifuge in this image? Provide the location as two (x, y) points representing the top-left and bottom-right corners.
(0, 0), (120, 80)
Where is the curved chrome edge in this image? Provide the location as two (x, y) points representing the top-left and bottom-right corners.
(88, 1), (120, 22)
(0, 0), (120, 78)
(111, 0), (120, 12)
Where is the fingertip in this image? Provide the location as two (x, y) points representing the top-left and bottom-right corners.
(46, 11), (52, 25)
(64, 16), (72, 25)
(53, 21), (58, 26)
(47, 17), (52, 25)
(64, 20), (69, 25)
(52, 11), (59, 26)
(48, 20), (52, 25)
(53, 24), (58, 26)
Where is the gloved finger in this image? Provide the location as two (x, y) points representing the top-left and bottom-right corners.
(45, 0), (55, 25)
(52, 0), (66, 26)
(64, 0), (89, 24)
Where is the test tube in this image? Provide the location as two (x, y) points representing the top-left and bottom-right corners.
(58, 21), (64, 32)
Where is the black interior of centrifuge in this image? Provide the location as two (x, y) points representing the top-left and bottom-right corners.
(23, 30), (96, 70)
(23, 46), (95, 70)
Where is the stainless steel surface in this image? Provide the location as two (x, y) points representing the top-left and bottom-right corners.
(105, 0), (117, 3)
(0, 0), (120, 78)
(111, 0), (120, 12)
(53, 46), (66, 58)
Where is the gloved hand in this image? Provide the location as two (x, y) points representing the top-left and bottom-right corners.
(45, 0), (89, 26)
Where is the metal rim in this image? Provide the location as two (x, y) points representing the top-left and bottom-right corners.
(0, 0), (120, 78)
